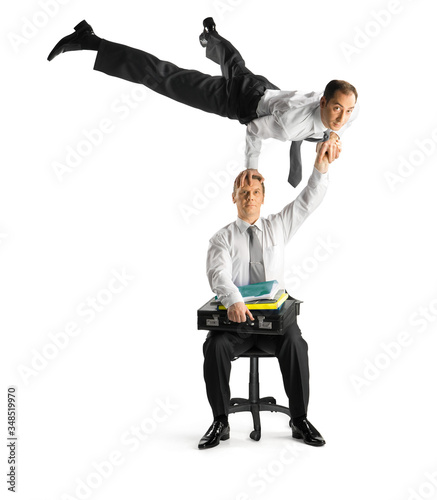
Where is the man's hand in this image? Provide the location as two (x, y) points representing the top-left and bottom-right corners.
(322, 132), (342, 163)
(227, 302), (254, 323)
(235, 168), (265, 188)
(314, 141), (334, 174)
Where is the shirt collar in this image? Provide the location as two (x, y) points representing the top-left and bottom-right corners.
(236, 217), (263, 233)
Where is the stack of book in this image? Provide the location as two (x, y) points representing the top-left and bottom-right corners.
(216, 280), (289, 311)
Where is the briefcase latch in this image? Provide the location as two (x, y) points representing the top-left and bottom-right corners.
(257, 315), (272, 330)
(206, 314), (220, 327)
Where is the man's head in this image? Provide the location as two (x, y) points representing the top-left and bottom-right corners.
(320, 80), (358, 132)
(232, 173), (265, 224)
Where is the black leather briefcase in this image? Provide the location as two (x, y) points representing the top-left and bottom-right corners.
(197, 296), (302, 335)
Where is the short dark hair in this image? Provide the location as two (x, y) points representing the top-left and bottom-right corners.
(323, 80), (358, 103)
(233, 173), (265, 195)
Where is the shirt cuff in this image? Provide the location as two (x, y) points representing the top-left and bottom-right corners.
(245, 157), (259, 170)
(308, 167), (328, 187)
(220, 291), (244, 309)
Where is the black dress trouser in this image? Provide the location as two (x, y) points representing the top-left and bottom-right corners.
(93, 31), (279, 124)
(203, 321), (310, 420)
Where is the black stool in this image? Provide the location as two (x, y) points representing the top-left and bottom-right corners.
(229, 349), (291, 441)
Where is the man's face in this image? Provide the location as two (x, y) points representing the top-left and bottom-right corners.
(232, 179), (265, 224)
(320, 91), (356, 132)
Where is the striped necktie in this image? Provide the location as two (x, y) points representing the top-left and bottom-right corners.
(247, 226), (265, 284)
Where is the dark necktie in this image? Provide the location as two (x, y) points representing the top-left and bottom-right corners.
(288, 131), (330, 187)
(248, 226), (265, 284)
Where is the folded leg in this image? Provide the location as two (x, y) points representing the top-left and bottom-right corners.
(205, 31), (252, 80)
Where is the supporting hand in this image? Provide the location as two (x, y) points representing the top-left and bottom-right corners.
(314, 142), (334, 174)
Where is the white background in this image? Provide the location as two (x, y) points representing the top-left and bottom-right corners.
(2, 0), (437, 499)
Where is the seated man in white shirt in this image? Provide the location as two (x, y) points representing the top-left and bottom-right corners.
(47, 17), (358, 187)
(199, 141), (333, 450)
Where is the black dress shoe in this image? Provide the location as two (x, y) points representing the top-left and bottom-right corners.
(291, 419), (326, 447)
(47, 20), (97, 61)
(198, 420), (230, 450)
(199, 17), (217, 48)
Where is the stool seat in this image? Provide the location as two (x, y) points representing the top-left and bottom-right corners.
(229, 350), (291, 441)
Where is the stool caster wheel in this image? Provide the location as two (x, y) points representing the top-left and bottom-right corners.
(250, 430), (261, 441)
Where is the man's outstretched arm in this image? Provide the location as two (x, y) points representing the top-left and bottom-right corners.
(271, 141), (332, 243)
(245, 115), (289, 170)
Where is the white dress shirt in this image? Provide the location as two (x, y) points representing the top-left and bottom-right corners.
(206, 168), (329, 308)
(245, 89), (359, 170)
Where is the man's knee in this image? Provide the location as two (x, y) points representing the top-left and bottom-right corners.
(281, 322), (308, 349)
(203, 331), (234, 359)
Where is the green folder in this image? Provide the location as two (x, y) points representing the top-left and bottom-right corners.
(215, 280), (280, 303)
(238, 280), (279, 301)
